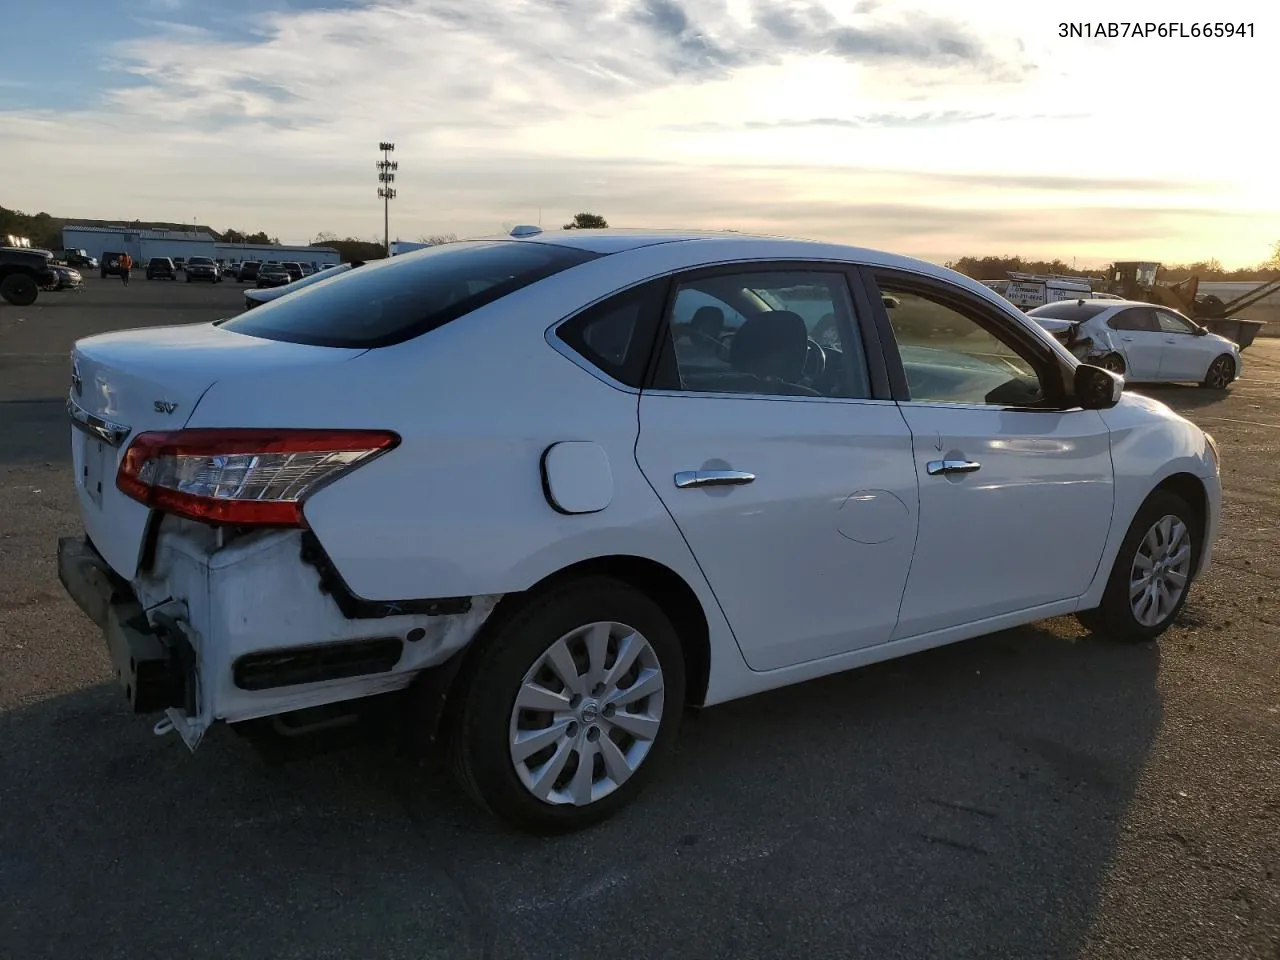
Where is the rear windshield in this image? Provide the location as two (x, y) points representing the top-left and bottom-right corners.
(1027, 301), (1112, 321)
(219, 241), (600, 348)
(188, 257), (213, 265)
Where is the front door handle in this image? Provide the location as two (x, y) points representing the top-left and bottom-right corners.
(1120, 336), (1135, 342)
(674, 469), (756, 489)
(926, 459), (981, 477)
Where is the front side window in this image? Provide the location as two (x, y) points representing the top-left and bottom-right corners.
(658, 270), (871, 399)
(877, 280), (1048, 407)
(219, 241), (599, 348)
(1155, 310), (1196, 334)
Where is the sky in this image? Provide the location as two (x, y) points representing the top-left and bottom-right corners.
(1, 0), (1277, 267)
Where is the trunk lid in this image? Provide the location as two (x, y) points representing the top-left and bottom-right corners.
(69, 322), (366, 579)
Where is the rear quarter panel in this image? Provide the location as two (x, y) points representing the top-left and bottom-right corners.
(183, 246), (750, 660)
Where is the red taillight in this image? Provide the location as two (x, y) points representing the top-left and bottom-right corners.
(116, 428), (400, 527)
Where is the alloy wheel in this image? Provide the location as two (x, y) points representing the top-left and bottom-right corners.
(1129, 514), (1192, 627)
(508, 621), (665, 807)
(1207, 357), (1232, 389)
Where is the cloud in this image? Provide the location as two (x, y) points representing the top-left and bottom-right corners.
(96, 0), (1028, 132)
(667, 110), (1090, 132)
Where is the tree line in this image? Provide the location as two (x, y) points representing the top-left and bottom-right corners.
(946, 249), (1280, 283)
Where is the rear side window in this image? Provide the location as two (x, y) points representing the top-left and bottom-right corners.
(1027, 301), (1111, 321)
(1107, 307), (1158, 332)
(219, 241), (599, 348)
(555, 280), (668, 388)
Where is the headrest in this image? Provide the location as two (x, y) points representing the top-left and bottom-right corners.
(730, 310), (809, 382)
(690, 306), (725, 336)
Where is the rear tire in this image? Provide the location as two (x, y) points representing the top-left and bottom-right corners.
(1076, 489), (1200, 642)
(0, 273), (39, 307)
(1098, 353), (1126, 375)
(445, 577), (686, 835)
(1202, 355), (1234, 390)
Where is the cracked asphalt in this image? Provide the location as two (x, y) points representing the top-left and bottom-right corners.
(1, 277), (1277, 959)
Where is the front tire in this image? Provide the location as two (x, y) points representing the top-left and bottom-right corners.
(446, 577), (686, 834)
(1076, 490), (1200, 642)
(0, 273), (39, 306)
(1202, 355), (1234, 390)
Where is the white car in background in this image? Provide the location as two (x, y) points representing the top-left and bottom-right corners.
(58, 229), (1221, 834)
(242, 261), (356, 309)
(1028, 299), (1241, 389)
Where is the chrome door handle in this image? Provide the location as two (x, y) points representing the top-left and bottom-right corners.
(674, 469), (756, 489)
(1120, 336), (1135, 342)
(927, 459), (981, 477)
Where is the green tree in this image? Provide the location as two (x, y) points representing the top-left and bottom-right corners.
(418, 233), (458, 245)
(562, 212), (609, 230)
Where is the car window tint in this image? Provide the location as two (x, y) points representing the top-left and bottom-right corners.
(879, 284), (1047, 407)
(1107, 307), (1157, 332)
(660, 271), (871, 399)
(219, 241), (599, 348)
(555, 281), (666, 388)
(1156, 311), (1195, 334)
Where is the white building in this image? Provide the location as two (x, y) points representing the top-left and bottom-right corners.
(61, 226), (341, 271)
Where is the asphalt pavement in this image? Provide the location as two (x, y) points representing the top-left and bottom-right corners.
(1, 276), (1277, 960)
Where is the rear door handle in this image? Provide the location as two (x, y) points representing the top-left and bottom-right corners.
(1120, 336), (1135, 342)
(926, 459), (981, 477)
(674, 469), (756, 489)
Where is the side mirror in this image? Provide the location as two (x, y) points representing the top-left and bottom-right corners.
(1194, 326), (1208, 336)
(1074, 363), (1124, 410)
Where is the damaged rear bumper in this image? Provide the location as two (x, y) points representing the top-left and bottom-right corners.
(57, 536), (197, 718)
(57, 527), (500, 748)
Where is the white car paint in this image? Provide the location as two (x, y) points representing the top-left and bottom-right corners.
(59, 230), (1222, 767)
(1028, 299), (1241, 385)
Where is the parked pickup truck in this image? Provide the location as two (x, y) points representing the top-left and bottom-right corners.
(1, 245), (57, 306)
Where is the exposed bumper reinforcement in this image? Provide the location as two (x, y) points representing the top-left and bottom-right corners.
(57, 536), (195, 715)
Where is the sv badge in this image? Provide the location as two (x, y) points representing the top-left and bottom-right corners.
(154, 401), (179, 414)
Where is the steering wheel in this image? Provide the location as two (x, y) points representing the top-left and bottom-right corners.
(804, 338), (827, 380)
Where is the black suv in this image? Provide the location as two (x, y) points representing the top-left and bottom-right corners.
(146, 257), (176, 280)
(185, 256), (222, 283)
(236, 261), (261, 283)
(1, 246), (56, 306)
(256, 263), (292, 288)
(101, 252), (128, 278)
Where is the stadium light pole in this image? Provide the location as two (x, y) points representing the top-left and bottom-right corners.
(377, 141), (397, 257)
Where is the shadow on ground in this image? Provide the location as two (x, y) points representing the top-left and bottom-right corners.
(0, 622), (1160, 960)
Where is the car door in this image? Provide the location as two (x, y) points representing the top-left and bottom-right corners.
(1153, 309), (1211, 381)
(634, 264), (920, 672)
(862, 269), (1116, 639)
(1104, 307), (1163, 379)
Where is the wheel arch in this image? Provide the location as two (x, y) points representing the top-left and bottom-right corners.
(1150, 471), (1209, 543)
(408, 553), (713, 753)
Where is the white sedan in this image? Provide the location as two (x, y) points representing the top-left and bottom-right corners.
(1028, 299), (1241, 389)
(57, 229), (1221, 833)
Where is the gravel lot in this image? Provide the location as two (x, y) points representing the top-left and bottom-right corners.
(1, 276), (1277, 960)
